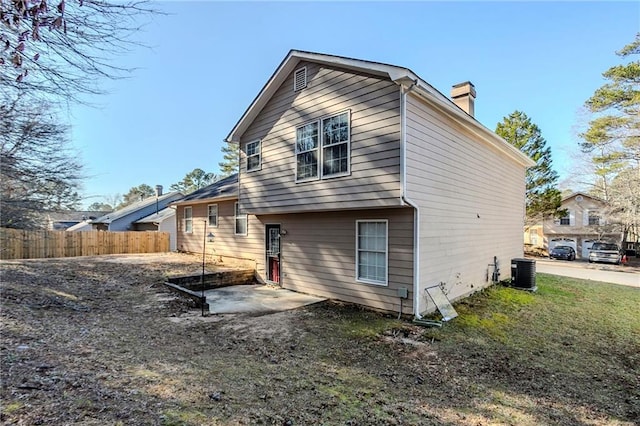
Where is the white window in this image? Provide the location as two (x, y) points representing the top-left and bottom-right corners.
(588, 210), (601, 226)
(296, 122), (319, 180)
(184, 207), (193, 233)
(234, 202), (247, 235)
(207, 204), (218, 227)
(530, 229), (538, 246)
(246, 140), (261, 172)
(296, 111), (350, 181)
(356, 220), (388, 286)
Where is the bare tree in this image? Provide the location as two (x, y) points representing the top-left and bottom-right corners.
(1, 96), (83, 228)
(1, 0), (158, 104)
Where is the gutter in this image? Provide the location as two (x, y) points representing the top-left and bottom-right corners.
(399, 82), (422, 319)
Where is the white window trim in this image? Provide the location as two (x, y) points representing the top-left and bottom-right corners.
(355, 219), (388, 286)
(295, 110), (351, 183)
(246, 139), (261, 172)
(207, 204), (218, 228)
(184, 206), (193, 234)
(234, 202), (248, 236)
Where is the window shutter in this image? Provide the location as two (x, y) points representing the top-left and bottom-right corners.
(599, 216), (604, 226)
(294, 67), (307, 91)
(569, 210), (575, 226)
(583, 210), (589, 226)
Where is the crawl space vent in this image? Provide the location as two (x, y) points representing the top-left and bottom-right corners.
(294, 67), (307, 91)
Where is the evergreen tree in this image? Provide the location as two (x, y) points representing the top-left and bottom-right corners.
(581, 34), (640, 200)
(219, 142), (239, 176)
(118, 184), (155, 209)
(170, 168), (217, 194)
(496, 111), (563, 222)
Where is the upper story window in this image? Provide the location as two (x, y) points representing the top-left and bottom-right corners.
(559, 215), (570, 226)
(246, 140), (261, 172)
(588, 210), (601, 226)
(207, 204), (218, 227)
(296, 111), (350, 182)
(184, 207), (193, 233)
(234, 202), (247, 236)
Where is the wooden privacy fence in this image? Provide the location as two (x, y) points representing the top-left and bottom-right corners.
(0, 229), (170, 260)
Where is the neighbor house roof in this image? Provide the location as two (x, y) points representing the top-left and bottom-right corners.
(92, 192), (183, 225)
(134, 207), (176, 225)
(225, 49), (535, 168)
(562, 192), (606, 204)
(172, 174), (238, 205)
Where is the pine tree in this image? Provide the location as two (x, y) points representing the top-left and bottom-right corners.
(495, 111), (563, 223)
(219, 142), (239, 176)
(170, 168), (217, 194)
(581, 34), (640, 200)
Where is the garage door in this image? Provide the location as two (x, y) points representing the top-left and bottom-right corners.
(549, 238), (577, 253)
(582, 240), (596, 259)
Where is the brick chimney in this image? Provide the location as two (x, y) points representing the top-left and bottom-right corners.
(155, 185), (163, 197)
(451, 81), (476, 117)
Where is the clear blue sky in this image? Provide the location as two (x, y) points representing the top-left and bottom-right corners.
(70, 1), (639, 207)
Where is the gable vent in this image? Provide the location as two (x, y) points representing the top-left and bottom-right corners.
(294, 67), (307, 91)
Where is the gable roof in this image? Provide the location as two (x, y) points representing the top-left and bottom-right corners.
(173, 174), (238, 205)
(562, 191), (606, 204)
(92, 191), (183, 225)
(134, 207), (176, 224)
(225, 49), (535, 168)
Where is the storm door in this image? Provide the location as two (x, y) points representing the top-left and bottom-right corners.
(265, 224), (281, 284)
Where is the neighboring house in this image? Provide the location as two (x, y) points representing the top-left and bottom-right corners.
(87, 189), (183, 232)
(45, 210), (110, 230)
(133, 207), (178, 251)
(177, 50), (534, 317)
(525, 192), (623, 259)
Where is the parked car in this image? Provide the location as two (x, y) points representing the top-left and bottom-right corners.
(549, 245), (576, 261)
(588, 242), (622, 265)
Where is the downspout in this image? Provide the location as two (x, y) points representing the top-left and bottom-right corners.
(399, 81), (422, 319)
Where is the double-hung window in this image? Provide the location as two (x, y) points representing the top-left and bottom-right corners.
(246, 140), (261, 172)
(356, 220), (388, 285)
(207, 204), (218, 227)
(296, 111), (350, 181)
(234, 202), (247, 235)
(296, 122), (319, 180)
(588, 211), (601, 226)
(184, 207), (193, 233)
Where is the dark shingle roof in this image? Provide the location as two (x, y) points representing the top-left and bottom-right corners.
(175, 174), (238, 204)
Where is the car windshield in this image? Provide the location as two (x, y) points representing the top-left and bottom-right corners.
(591, 243), (618, 251)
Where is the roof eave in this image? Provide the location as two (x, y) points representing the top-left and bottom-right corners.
(226, 50), (413, 144)
(172, 195), (238, 207)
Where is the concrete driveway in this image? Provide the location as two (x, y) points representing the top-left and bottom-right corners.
(536, 258), (640, 288)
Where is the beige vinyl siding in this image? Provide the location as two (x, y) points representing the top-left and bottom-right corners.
(176, 201), (265, 274)
(405, 93), (526, 314)
(238, 61), (402, 214)
(257, 208), (414, 315)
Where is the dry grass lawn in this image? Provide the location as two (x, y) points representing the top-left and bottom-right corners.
(1, 253), (638, 425)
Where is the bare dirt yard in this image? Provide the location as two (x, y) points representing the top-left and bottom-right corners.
(1, 253), (638, 425)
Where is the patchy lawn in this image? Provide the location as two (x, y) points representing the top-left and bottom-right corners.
(1, 254), (638, 425)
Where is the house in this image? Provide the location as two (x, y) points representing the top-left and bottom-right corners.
(75, 187), (183, 232)
(525, 192), (623, 259)
(45, 210), (111, 230)
(176, 50), (534, 317)
(133, 207), (178, 251)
